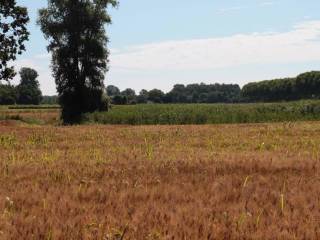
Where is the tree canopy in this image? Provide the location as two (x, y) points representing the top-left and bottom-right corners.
(106, 72), (320, 105)
(106, 85), (120, 96)
(16, 68), (42, 105)
(107, 83), (242, 105)
(242, 72), (320, 102)
(0, 83), (16, 104)
(0, 0), (29, 81)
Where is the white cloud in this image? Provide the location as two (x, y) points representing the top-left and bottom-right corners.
(110, 21), (320, 72)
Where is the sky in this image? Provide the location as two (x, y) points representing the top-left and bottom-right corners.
(13, 0), (320, 95)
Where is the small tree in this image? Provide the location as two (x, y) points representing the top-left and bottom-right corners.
(16, 68), (42, 105)
(0, 0), (29, 81)
(38, 0), (118, 124)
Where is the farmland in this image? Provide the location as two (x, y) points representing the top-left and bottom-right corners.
(86, 101), (320, 125)
(1, 120), (320, 239)
(0, 105), (60, 125)
(2, 100), (320, 125)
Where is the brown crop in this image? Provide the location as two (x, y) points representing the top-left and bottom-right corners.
(0, 122), (320, 239)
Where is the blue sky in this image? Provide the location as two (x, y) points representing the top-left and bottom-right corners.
(15, 0), (320, 95)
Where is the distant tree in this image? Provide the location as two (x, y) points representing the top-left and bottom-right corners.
(38, 0), (118, 123)
(198, 93), (208, 103)
(121, 88), (136, 104)
(16, 68), (42, 105)
(106, 85), (120, 96)
(165, 84), (186, 103)
(41, 95), (58, 105)
(296, 71), (320, 99)
(148, 89), (165, 103)
(112, 95), (127, 105)
(0, 0), (29, 81)
(137, 89), (149, 104)
(241, 72), (320, 102)
(164, 83), (240, 103)
(0, 83), (16, 104)
(121, 88), (136, 97)
(207, 91), (220, 103)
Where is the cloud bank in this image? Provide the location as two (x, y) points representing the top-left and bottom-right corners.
(110, 21), (320, 71)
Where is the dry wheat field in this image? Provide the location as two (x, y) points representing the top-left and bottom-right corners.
(1, 121), (320, 239)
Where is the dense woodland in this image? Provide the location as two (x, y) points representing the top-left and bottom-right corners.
(241, 71), (320, 102)
(107, 83), (241, 105)
(106, 71), (320, 105)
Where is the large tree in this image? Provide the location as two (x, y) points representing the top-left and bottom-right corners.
(16, 68), (42, 105)
(38, 0), (118, 123)
(0, 0), (29, 81)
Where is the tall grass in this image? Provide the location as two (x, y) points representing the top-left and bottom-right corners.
(1, 123), (320, 238)
(85, 100), (320, 125)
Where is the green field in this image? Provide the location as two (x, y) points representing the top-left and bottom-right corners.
(85, 100), (320, 125)
(2, 100), (320, 125)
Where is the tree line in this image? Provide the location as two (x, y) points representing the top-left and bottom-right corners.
(2, 70), (320, 105)
(106, 71), (320, 104)
(107, 83), (241, 104)
(241, 71), (320, 102)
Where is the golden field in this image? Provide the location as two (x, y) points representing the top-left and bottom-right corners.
(1, 121), (320, 239)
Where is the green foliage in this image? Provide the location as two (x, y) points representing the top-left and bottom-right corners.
(106, 85), (120, 96)
(112, 95), (128, 105)
(38, 0), (118, 124)
(107, 71), (320, 105)
(165, 83), (241, 103)
(16, 68), (42, 105)
(41, 96), (58, 105)
(0, 84), (16, 104)
(0, 0), (29, 81)
(121, 88), (136, 104)
(107, 83), (241, 105)
(148, 89), (165, 103)
(242, 71), (320, 102)
(84, 100), (320, 125)
(137, 89), (149, 104)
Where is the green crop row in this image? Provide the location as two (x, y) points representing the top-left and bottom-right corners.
(84, 100), (320, 125)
